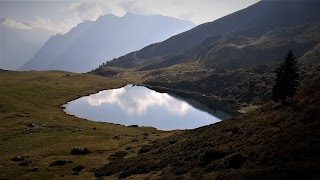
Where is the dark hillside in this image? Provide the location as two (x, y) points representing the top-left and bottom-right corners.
(103, 0), (320, 69)
(139, 22), (320, 71)
(91, 0), (320, 105)
(94, 21), (320, 104)
(141, 20), (320, 103)
(144, 62), (319, 104)
(95, 76), (320, 180)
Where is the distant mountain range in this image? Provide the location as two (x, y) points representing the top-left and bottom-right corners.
(99, 0), (320, 70)
(0, 18), (54, 70)
(93, 0), (320, 103)
(20, 13), (195, 73)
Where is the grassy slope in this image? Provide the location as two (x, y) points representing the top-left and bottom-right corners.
(93, 61), (320, 106)
(95, 77), (320, 180)
(92, 22), (320, 104)
(0, 70), (173, 180)
(138, 22), (320, 71)
(101, 1), (320, 69)
(144, 63), (320, 104)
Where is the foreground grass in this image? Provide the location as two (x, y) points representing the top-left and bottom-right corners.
(0, 70), (172, 179)
(94, 77), (320, 179)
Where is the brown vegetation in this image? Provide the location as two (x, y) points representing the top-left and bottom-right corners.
(95, 77), (320, 179)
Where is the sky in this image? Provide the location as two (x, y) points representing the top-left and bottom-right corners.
(0, 0), (260, 34)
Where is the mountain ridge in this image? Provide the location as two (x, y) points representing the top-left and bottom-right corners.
(138, 21), (320, 71)
(0, 18), (55, 70)
(92, 0), (320, 105)
(101, 0), (320, 70)
(19, 13), (195, 73)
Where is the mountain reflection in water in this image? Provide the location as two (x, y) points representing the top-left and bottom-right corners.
(64, 85), (232, 130)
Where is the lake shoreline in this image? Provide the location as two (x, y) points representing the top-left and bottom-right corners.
(63, 84), (232, 130)
(0, 70), (172, 179)
(144, 85), (240, 116)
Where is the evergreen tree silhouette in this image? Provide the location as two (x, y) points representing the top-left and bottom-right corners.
(272, 50), (300, 105)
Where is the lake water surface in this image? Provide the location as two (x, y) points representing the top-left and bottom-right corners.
(64, 85), (232, 130)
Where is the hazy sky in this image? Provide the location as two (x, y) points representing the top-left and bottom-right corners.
(0, 0), (260, 33)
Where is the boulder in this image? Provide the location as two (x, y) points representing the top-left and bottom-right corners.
(12, 156), (24, 162)
(138, 145), (152, 154)
(49, 160), (72, 166)
(70, 147), (91, 155)
(72, 165), (85, 172)
(29, 166), (39, 172)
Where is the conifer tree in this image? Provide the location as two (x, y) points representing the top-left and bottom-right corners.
(272, 50), (300, 105)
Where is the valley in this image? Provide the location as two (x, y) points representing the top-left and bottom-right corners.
(0, 70), (172, 179)
(1, 0), (320, 179)
(93, 4), (320, 104)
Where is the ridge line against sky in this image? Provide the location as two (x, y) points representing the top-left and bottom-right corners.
(0, 0), (260, 34)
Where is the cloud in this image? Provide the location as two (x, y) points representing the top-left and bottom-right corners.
(2, 18), (32, 30)
(29, 0), (260, 34)
(31, 16), (77, 33)
(69, 0), (103, 21)
(86, 85), (191, 116)
(31, 16), (53, 30)
(30, 0), (121, 34)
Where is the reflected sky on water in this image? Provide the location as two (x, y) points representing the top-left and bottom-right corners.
(64, 85), (231, 130)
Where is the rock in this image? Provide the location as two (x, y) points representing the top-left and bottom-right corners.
(138, 145), (152, 154)
(238, 110), (247, 114)
(70, 147), (91, 155)
(223, 153), (247, 169)
(18, 161), (31, 166)
(29, 166), (39, 172)
(113, 136), (120, 140)
(108, 151), (128, 160)
(49, 160), (72, 166)
(12, 156), (24, 162)
(72, 165), (86, 172)
(26, 123), (36, 127)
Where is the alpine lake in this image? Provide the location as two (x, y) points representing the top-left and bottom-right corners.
(64, 85), (233, 130)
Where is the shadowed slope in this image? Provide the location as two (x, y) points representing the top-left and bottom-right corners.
(103, 0), (320, 69)
(95, 76), (320, 180)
